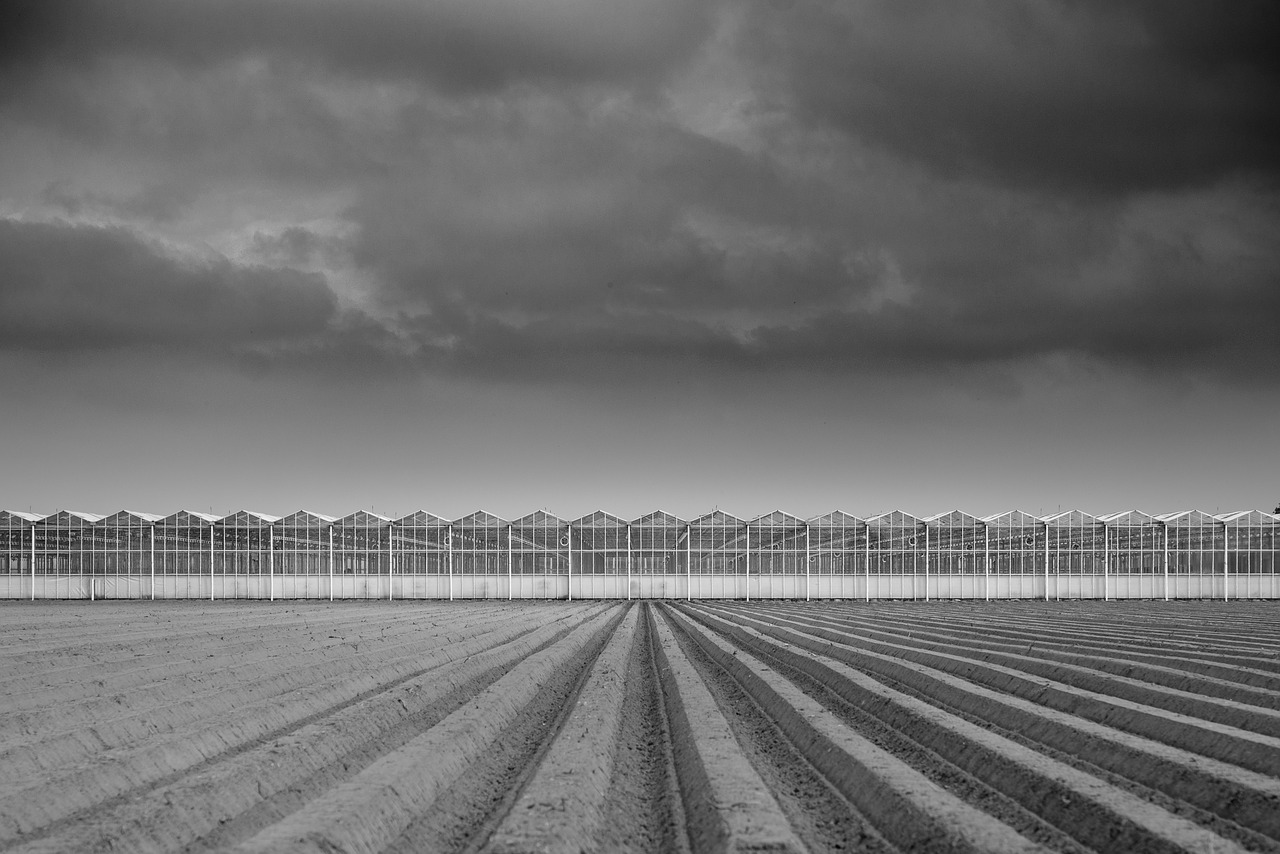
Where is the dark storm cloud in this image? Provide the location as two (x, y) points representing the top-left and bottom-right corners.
(742, 0), (1280, 193)
(0, 218), (339, 352)
(390, 253), (1280, 384)
(335, 91), (1280, 384)
(2, 0), (711, 92)
(2, 1), (1277, 391)
(347, 115), (851, 318)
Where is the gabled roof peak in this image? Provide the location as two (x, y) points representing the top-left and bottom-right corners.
(453, 510), (509, 527)
(1155, 510), (1218, 526)
(924, 510), (982, 525)
(334, 510), (392, 526)
(38, 510), (105, 524)
(865, 510), (924, 526)
(277, 510), (338, 525)
(981, 510), (1041, 526)
(158, 510), (220, 525)
(216, 510), (281, 526)
(1217, 509), (1280, 525)
(571, 510), (627, 527)
(394, 510), (448, 526)
(99, 510), (164, 525)
(512, 510), (567, 527)
(807, 510), (865, 526)
(750, 510), (806, 526)
(1097, 509), (1157, 525)
(1044, 509), (1103, 525)
(631, 510), (688, 526)
(691, 510), (746, 526)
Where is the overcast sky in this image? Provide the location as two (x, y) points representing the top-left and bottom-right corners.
(2, 0), (1278, 521)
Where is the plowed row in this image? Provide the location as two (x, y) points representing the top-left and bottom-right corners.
(1, 600), (1277, 853)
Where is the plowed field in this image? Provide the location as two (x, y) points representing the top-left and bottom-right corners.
(1, 600), (1278, 853)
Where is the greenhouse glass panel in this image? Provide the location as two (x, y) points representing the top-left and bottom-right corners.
(1220, 511), (1280, 598)
(1158, 511), (1224, 583)
(334, 512), (392, 579)
(570, 512), (628, 576)
(866, 512), (925, 574)
(981, 511), (1045, 599)
(925, 511), (984, 575)
(0, 511), (39, 579)
(807, 511), (866, 578)
(1100, 510), (1163, 599)
(156, 511), (217, 599)
(214, 511), (277, 599)
(747, 511), (806, 599)
(275, 512), (335, 579)
(509, 511), (565, 576)
(1043, 510), (1105, 599)
(27, 511), (100, 599)
(394, 512), (449, 576)
(748, 512), (806, 576)
(689, 511), (747, 576)
(630, 512), (688, 576)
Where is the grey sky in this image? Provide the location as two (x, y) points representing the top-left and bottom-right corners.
(2, 0), (1277, 517)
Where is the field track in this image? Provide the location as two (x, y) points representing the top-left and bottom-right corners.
(1, 600), (1278, 853)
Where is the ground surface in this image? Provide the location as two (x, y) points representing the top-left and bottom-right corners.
(0, 600), (1278, 853)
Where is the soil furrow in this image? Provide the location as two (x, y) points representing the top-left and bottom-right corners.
(222, 605), (623, 854)
(591, 602), (691, 854)
(686, 605), (1267, 854)
(7, 608), (605, 854)
(0, 610), (510, 711)
(716, 605), (1280, 775)
(663, 604), (1052, 853)
(0, 607), (602, 843)
(742, 606), (1280, 726)
(763, 605), (1280, 693)
(755, 603), (1280, 670)
(701, 604), (1280, 843)
(650, 606), (806, 853)
(0, 610), (519, 752)
(480, 605), (641, 853)
(1, 600), (1276, 854)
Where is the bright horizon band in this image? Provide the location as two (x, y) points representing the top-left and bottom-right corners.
(1, 508), (1277, 601)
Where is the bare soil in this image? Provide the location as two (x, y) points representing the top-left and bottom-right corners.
(1, 599), (1278, 853)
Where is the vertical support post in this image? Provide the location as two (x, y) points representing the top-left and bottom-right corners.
(508, 525), (513, 601)
(209, 524), (215, 602)
(1223, 521), (1229, 602)
(1044, 522), (1050, 602)
(150, 523), (155, 601)
(566, 523), (573, 601)
(864, 527), (871, 602)
(745, 524), (750, 602)
(30, 523), (36, 601)
(268, 524), (274, 602)
(984, 524), (990, 602)
(1103, 523), (1110, 601)
(924, 524), (930, 602)
(805, 523), (811, 602)
(388, 523), (394, 602)
(1162, 522), (1169, 602)
(447, 524), (454, 602)
(626, 524), (632, 601)
(686, 525), (692, 602)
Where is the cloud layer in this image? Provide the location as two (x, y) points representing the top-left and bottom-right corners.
(2, 0), (1277, 389)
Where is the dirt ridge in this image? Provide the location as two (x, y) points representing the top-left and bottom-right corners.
(1, 599), (1277, 854)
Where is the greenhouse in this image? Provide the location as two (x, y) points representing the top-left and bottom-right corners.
(0, 508), (1276, 600)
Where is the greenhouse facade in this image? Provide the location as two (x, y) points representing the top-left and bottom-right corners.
(0, 508), (1276, 601)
